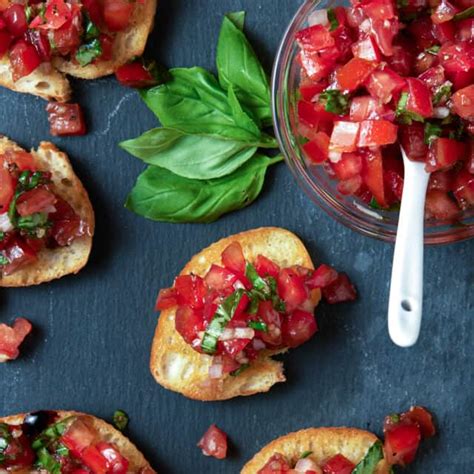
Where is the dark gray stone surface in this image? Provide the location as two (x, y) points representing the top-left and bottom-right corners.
(1, 1), (473, 472)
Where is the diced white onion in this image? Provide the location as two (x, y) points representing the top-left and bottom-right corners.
(329, 151), (342, 163)
(233, 280), (246, 290)
(0, 213), (13, 232)
(220, 327), (255, 341)
(209, 356), (223, 379)
(360, 19), (371, 33)
(294, 458), (322, 473)
(308, 9), (328, 26)
(43, 205), (56, 214)
(433, 106), (450, 119)
(252, 338), (266, 350)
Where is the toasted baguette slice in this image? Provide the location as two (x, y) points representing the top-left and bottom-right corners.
(0, 0), (157, 100)
(0, 136), (94, 287)
(0, 411), (156, 473)
(150, 227), (321, 401)
(241, 427), (390, 474)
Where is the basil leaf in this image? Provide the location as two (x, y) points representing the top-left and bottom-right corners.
(320, 90), (349, 115)
(396, 92), (424, 124)
(16, 212), (49, 230)
(113, 410), (129, 431)
(300, 450), (313, 459)
(227, 85), (262, 137)
(0, 254), (8, 266)
(120, 128), (258, 179)
(140, 68), (275, 146)
(433, 82), (452, 106)
(248, 320), (268, 332)
(245, 262), (269, 293)
(425, 45), (440, 55)
(327, 8), (339, 31)
(125, 154), (283, 223)
(230, 363), (250, 376)
(216, 12), (272, 126)
(201, 289), (245, 354)
(424, 121), (443, 144)
(36, 447), (61, 474)
(352, 441), (384, 474)
(76, 38), (102, 66)
(454, 6), (474, 20)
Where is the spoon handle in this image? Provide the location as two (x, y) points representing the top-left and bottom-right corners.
(388, 160), (430, 348)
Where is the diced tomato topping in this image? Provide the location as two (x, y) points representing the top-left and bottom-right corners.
(387, 44), (414, 76)
(25, 30), (51, 61)
(46, 103), (87, 136)
(338, 175), (363, 195)
(366, 68), (406, 104)
(399, 123), (428, 161)
(401, 406), (436, 438)
(96, 442), (129, 474)
(303, 132), (330, 164)
(81, 445), (108, 474)
(453, 168), (474, 209)
(16, 187), (57, 217)
(3, 4), (28, 37)
(0, 158), (15, 213)
(350, 96), (388, 121)
(175, 305), (204, 345)
(330, 121), (360, 152)
(221, 241), (246, 275)
(115, 61), (159, 88)
(331, 152), (362, 180)
(298, 101), (336, 136)
(2, 433), (35, 467)
(296, 24), (335, 52)
(82, 0), (104, 27)
(277, 268), (308, 311)
(426, 138), (466, 172)
(405, 78), (433, 118)
(103, 0), (134, 32)
(361, 148), (387, 207)
(197, 425), (228, 460)
(371, 18), (399, 56)
(384, 423), (421, 466)
(418, 65), (446, 91)
(351, 35), (382, 61)
(431, 0), (459, 24)
(1, 237), (38, 275)
(322, 453), (355, 474)
(434, 21), (456, 43)
(336, 57), (378, 91)
(257, 300), (283, 346)
(61, 417), (98, 457)
(455, 18), (474, 42)
(30, 0), (72, 30)
(155, 287), (178, 310)
(439, 41), (473, 75)
(322, 273), (357, 304)
(51, 16), (82, 56)
(298, 48), (336, 81)
(174, 275), (207, 309)
(307, 264), (338, 289)
(282, 309), (317, 348)
(425, 189), (459, 220)
(451, 84), (474, 120)
(98, 34), (114, 61)
(9, 39), (41, 81)
(0, 318), (32, 361)
(357, 120), (398, 147)
(300, 78), (328, 101)
(255, 254), (280, 279)
(0, 30), (12, 57)
(204, 264), (238, 293)
(257, 454), (291, 474)
(49, 198), (88, 246)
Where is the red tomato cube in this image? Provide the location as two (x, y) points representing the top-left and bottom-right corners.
(453, 168), (474, 209)
(361, 148), (387, 207)
(0, 318), (32, 361)
(357, 120), (398, 147)
(282, 309), (318, 348)
(351, 35), (382, 61)
(322, 453), (355, 474)
(451, 84), (474, 120)
(9, 39), (41, 81)
(331, 152), (363, 180)
(322, 273), (357, 304)
(296, 24), (335, 52)
(426, 138), (466, 172)
(425, 190), (460, 220)
(303, 132), (330, 164)
(406, 78), (433, 118)
(46, 103), (87, 136)
(384, 423), (421, 466)
(197, 425), (228, 460)
(336, 57), (378, 91)
(366, 67), (406, 104)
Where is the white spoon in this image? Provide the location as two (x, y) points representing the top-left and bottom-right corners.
(388, 147), (431, 347)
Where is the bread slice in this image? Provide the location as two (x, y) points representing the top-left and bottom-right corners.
(0, 136), (94, 287)
(241, 427), (390, 474)
(150, 227), (322, 401)
(0, 0), (157, 101)
(0, 411), (156, 473)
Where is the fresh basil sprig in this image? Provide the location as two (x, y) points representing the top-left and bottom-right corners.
(352, 441), (384, 474)
(122, 11), (280, 223)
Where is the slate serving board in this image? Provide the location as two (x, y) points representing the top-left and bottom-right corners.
(1, 0), (473, 472)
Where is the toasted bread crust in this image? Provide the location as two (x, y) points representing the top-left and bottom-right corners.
(241, 427), (390, 474)
(0, 137), (94, 287)
(150, 227), (321, 401)
(0, 411), (156, 473)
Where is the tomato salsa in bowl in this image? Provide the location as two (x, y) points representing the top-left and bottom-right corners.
(273, 0), (474, 243)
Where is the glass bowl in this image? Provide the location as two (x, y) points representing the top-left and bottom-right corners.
(272, 0), (474, 244)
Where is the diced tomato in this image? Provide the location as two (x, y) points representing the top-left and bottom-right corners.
(346, 6), (366, 28)
(332, 26), (354, 62)
(25, 30), (51, 61)
(174, 275), (207, 309)
(426, 138), (466, 172)
(2, 433), (35, 467)
(80, 445), (108, 474)
(257, 300), (283, 346)
(0, 318), (32, 361)
(361, 148), (387, 207)
(204, 264), (238, 293)
(49, 198), (88, 246)
(96, 442), (129, 474)
(401, 406), (436, 438)
(306, 264), (338, 289)
(387, 44), (414, 76)
(371, 18), (399, 56)
(418, 65), (446, 92)
(51, 16), (82, 56)
(299, 79), (328, 101)
(30, 0), (72, 30)
(255, 254), (280, 279)
(3, 4), (27, 37)
(455, 18), (474, 42)
(281, 309), (317, 348)
(350, 96), (387, 121)
(103, 0), (134, 32)
(384, 423), (421, 466)
(298, 49), (336, 81)
(399, 123), (428, 161)
(277, 268), (308, 311)
(331, 152), (362, 180)
(434, 20), (456, 43)
(82, 0), (103, 27)
(303, 132), (330, 164)
(46, 103), (86, 136)
(322, 273), (357, 304)
(0, 159), (15, 213)
(451, 84), (474, 120)
(329, 121), (360, 152)
(431, 0), (459, 24)
(16, 187), (57, 217)
(257, 454), (291, 474)
(296, 24), (335, 52)
(61, 417), (98, 457)
(98, 34), (114, 61)
(384, 169), (405, 203)
(298, 101), (336, 136)
(351, 35), (382, 61)
(336, 57), (377, 91)
(366, 68), (406, 104)
(1, 238), (37, 275)
(363, 0), (396, 20)
(439, 41), (473, 75)
(453, 168), (474, 209)
(322, 453), (355, 474)
(222, 337), (251, 358)
(175, 305), (204, 345)
(9, 39), (41, 81)
(425, 189), (459, 220)
(155, 287), (178, 310)
(337, 175), (363, 195)
(221, 241), (246, 274)
(428, 169), (455, 192)
(115, 60), (160, 88)
(357, 120), (398, 147)
(0, 30), (12, 57)
(405, 78), (433, 118)
(408, 16), (437, 51)
(197, 425), (227, 460)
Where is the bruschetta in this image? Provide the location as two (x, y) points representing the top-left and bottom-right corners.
(150, 227), (356, 401)
(0, 136), (94, 286)
(0, 410), (156, 473)
(241, 406), (435, 473)
(0, 0), (157, 101)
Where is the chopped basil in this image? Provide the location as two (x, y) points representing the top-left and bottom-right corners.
(36, 447), (61, 474)
(433, 83), (452, 106)
(24, 5), (33, 22)
(424, 121), (443, 144)
(352, 441), (384, 474)
(245, 262), (269, 293)
(31, 420), (68, 450)
(388, 413), (401, 423)
(449, 120), (465, 140)
(83, 13), (100, 41)
(396, 0), (409, 7)
(327, 8), (339, 31)
(453, 6), (474, 20)
(0, 232), (4, 241)
(396, 92), (424, 124)
(267, 277), (286, 313)
(16, 212), (49, 231)
(245, 264), (286, 313)
(76, 38), (102, 67)
(370, 197), (400, 211)
(201, 289), (245, 354)
(230, 363), (250, 376)
(300, 450), (313, 459)
(0, 423), (11, 462)
(113, 410), (129, 431)
(425, 45), (440, 55)
(56, 444), (69, 457)
(0, 254), (8, 266)
(319, 90), (349, 115)
(248, 320), (268, 332)
(18, 171), (48, 190)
